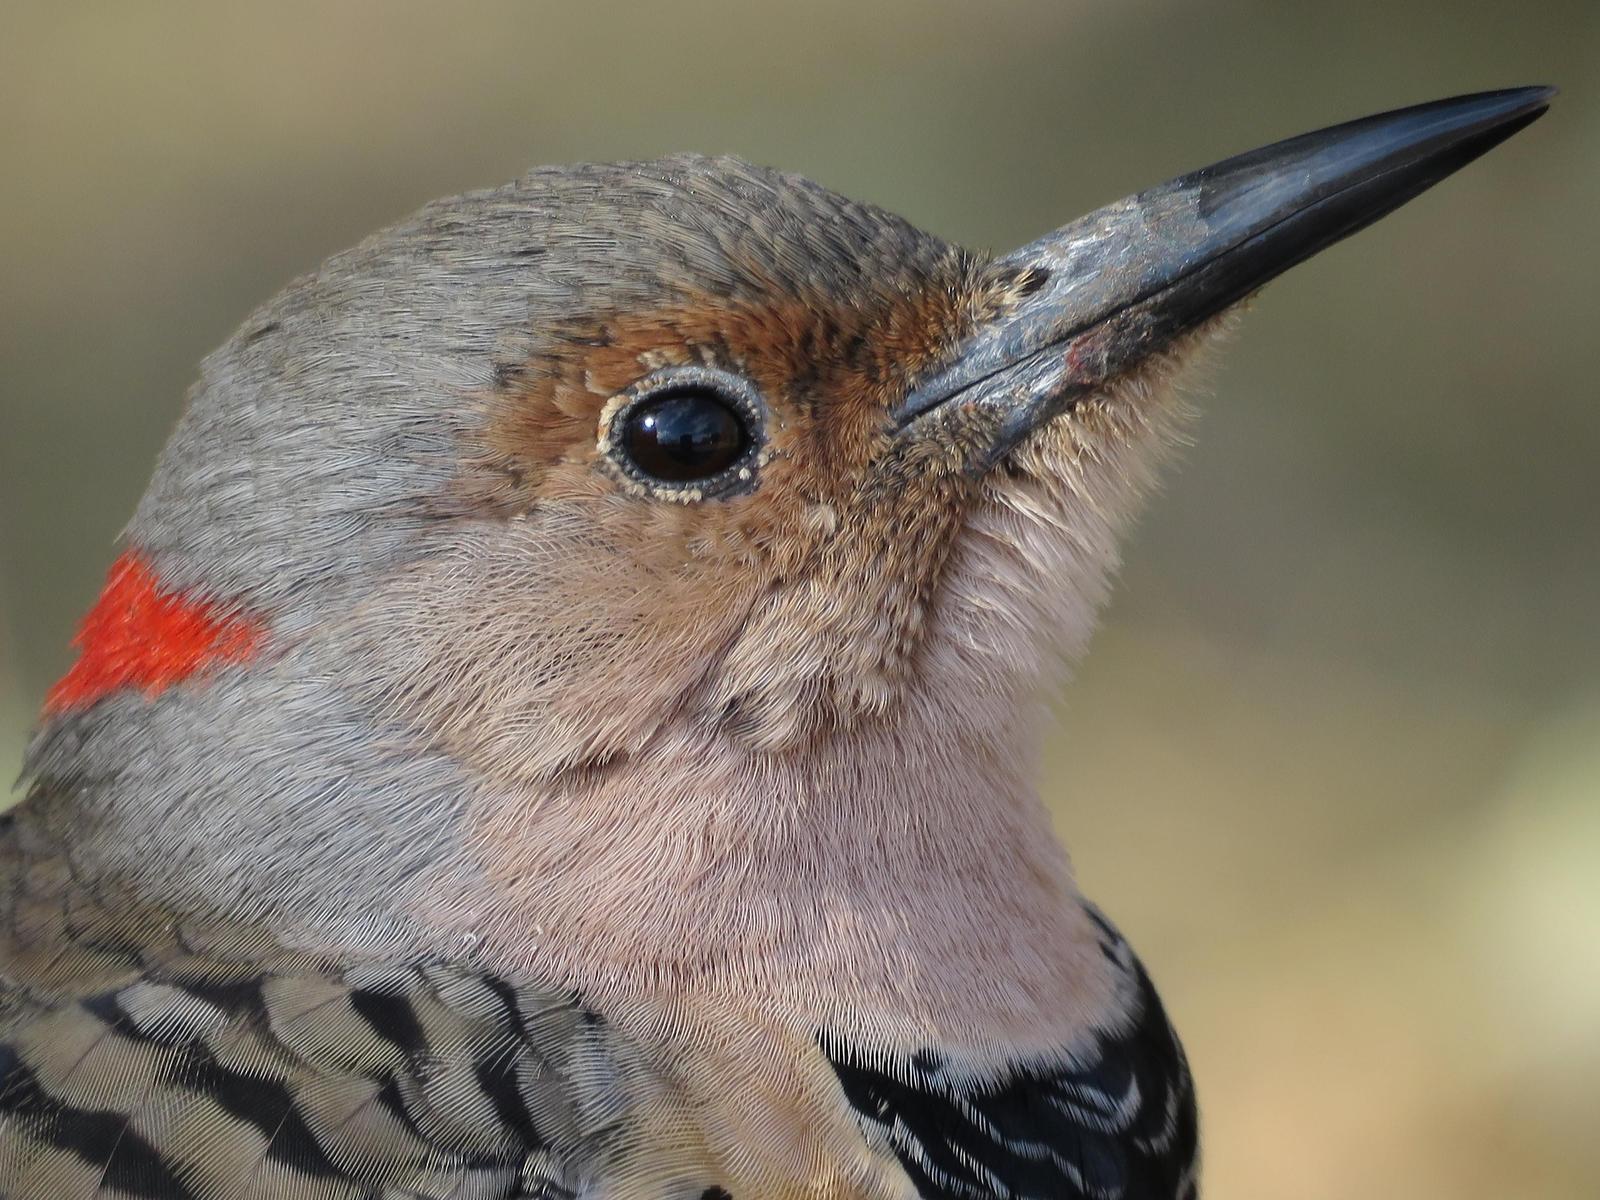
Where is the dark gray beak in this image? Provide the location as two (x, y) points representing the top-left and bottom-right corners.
(895, 87), (1555, 466)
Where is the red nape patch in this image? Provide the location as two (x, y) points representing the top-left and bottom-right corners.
(44, 550), (263, 715)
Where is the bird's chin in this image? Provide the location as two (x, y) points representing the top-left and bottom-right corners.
(920, 319), (1230, 716)
(1009, 307), (1236, 466)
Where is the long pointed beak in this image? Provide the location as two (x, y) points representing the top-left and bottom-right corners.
(894, 87), (1554, 465)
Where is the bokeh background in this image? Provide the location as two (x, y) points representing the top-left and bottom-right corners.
(2, 2), (1596, 1195)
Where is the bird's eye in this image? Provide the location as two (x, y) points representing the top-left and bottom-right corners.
(602, 366), (766, 498)
(622, 391), (747, 482)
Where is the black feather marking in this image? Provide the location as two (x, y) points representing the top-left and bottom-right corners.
(0, 1049), (198, 1198)
(173, 1047), (342, 1178)
(0, 1043), (24, 1108)
(166, 973), (266, 1017)
(824, 919), (1198, 1200)
(98, 1125), (198, 1199)
(480, 974), (531, 1042)
(372, 1076), (432, 1143)
(349, 986), (427, 1057)
(475, 1056), (547, 1149)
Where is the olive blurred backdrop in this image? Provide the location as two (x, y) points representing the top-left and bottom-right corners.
(2, 2), (1596, 1196)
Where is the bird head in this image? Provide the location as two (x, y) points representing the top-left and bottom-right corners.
(28, 90), (1550, 1010)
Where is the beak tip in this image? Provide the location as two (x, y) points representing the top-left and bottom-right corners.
(1465, 83), (1558, 133)
(1511, 83), (1559, 108)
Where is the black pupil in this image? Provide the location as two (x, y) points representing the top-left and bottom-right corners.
(622, 391), (747, 483)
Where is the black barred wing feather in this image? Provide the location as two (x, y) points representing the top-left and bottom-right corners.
(0, 815), (622, 1200)
(0, 964), (613, 1200)
(826, 924), (1198, 1200)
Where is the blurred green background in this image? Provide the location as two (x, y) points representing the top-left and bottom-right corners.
(2, 2), (1595, 1195)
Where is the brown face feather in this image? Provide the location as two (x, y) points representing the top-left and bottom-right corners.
(429, 256), (1021, 768)
(473, 265), (978, 506)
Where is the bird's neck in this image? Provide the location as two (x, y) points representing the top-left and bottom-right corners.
(429, 699), (1123, 1059)
(28, 660), (1119, 1061)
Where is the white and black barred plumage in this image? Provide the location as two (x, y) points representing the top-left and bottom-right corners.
(0, 806), (628, 1199)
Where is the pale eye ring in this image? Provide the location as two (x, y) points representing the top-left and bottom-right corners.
(600, 366), (766, 498)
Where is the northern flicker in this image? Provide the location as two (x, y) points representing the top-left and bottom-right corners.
(2, 88), (1551, 1200)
